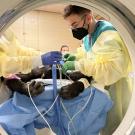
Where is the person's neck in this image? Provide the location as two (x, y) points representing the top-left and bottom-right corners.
(88, 19), (97, 34)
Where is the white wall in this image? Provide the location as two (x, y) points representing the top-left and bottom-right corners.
(10, 10), (81, 52)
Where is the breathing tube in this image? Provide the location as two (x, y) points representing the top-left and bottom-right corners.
(52, 63), (66, 135)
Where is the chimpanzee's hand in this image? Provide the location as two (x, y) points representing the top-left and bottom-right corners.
(5, 78), (44, 97)
(5, 78), (26, 93)
(43, 67), (52, 79)
(31, 66), (46, 78)
(67, 71), (93, 83)
(67, 71), (87, 81)
(16, 73), (32, 82)
(27, 81), (45, 97)
(59, 81), (84, 99)
(44, 67), (67, 79)
(16, 66), (47, 82)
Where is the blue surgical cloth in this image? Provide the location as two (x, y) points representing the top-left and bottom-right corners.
(0, 80), (113, 135)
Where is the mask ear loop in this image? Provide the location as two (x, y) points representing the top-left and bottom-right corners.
(82, 13), (92, 31)
(88, 12), (93, 33)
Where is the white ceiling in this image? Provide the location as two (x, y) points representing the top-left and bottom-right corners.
(36, 3), (67, 14)
(35, 3), (105, 20)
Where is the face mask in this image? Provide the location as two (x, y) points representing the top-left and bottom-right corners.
(72, 27), (88, 40)
(62, 51), (69, 56)
(72, 15), (89, 40)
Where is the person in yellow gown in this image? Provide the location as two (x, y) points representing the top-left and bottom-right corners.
(0, 29), (62, 103)
(0, 29), (61, 76)
(62, 5), (132, 134)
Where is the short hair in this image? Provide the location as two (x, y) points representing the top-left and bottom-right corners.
(60, 45), (69, 51)
(63, 5), (91, 19)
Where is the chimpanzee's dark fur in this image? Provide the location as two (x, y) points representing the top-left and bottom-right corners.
(2, 66), (93, 99)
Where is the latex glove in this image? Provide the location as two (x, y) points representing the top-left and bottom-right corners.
(64, 53), (76, 62)
(62, 61), (75, 74)
(41, 51), (62, 65)
(63, 53), (70, 59)
(59, 81), (84, 99)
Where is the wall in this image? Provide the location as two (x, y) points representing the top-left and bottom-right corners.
(10, 10), (81, 52)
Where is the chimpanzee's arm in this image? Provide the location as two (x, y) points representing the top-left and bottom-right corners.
(5, 78), (44, 97)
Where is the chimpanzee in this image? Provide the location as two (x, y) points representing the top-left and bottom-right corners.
(3, 66), (93, 99)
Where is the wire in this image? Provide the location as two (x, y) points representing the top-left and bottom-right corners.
(42, 95), (59, 116)
(60, 100), (77, 135)
(57, 64), (94, 135)
(68, 87), (93, 135)
(28, 64), (87, 135)
(57, 64), (73, 82)
(27, 64), (69, 134)
(27, 82), (54, 134)
(57, 65), (77, 135)
(61, 87), (93, 135)
(58, 65), (62, 81)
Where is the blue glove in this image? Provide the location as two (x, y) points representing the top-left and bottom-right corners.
(41, 51), (62, 65)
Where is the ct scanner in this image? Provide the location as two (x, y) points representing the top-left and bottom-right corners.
(0, 0), (135, 135)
